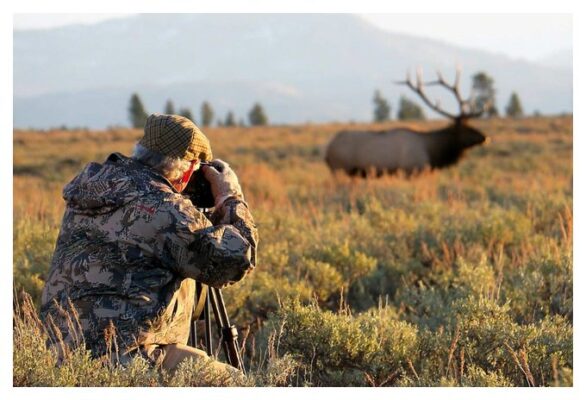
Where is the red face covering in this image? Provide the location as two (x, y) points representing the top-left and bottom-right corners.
(174, 160), (198, 192)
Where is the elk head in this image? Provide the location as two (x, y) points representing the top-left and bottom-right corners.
(397, 68), (489, 150)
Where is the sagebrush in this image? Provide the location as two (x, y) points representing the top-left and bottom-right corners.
(13, 116), (573, 386)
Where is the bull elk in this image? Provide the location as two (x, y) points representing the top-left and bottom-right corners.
(325, 69), (489, 177)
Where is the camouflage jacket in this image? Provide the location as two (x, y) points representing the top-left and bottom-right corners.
(40, 153), (258, 359)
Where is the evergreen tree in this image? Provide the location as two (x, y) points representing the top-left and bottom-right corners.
(373, 90), (391, 122)
(224, 111), (236, 127)
(201, 102), (214, 127)
(471, 72), (498, 117)
(505, 92), (524, 118)
(248, 103), (268, 126)
(178, 107), (194, 122)
(128, 93), (148, 128)
(397, 96), (425, 120)
(164, 99), (175, 115)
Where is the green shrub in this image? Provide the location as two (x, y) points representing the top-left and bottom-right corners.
(270, 299), (417, 386)
(13, 117), (573, 386)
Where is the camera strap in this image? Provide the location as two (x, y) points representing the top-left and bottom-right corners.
(193, 282), (208, 321)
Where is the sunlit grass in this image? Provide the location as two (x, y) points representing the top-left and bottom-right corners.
(13, 116), (572, 386)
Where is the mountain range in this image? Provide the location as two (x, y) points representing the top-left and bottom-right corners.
(13, 14), (573, 129)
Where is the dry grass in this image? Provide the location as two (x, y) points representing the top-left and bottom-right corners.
(13, 116), (573, 386)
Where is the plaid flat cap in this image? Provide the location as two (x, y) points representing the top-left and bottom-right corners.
(139, 113), (212, 161)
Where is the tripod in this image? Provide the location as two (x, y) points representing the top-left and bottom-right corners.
(188, 282), (246, 373)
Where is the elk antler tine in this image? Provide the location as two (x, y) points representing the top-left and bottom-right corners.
(398, 68), (460, 120)
(416, 68), (424, 89)
(454, 67), (461, 88)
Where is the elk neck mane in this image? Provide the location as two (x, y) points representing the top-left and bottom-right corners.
(421, 124), (467, 168)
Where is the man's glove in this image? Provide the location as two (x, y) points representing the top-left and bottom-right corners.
(202, 159), (244, 207)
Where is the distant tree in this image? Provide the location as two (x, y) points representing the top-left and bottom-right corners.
(505, 92), (524, 118)
(225, 111), (236, 127)
(164, 99), (175, 115)
(248, 103), (268, 126)
(397, 96), (425, 120)
(201, 101), (214, 127)
(128, 93), (148, 128)
(471, 72), (498, 117)
(238, 118), (246, 127)
(373, 90), (391, 122)
(178, 107), (194, 122)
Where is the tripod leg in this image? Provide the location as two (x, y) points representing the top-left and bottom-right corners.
(208, 288), (232, 366)
(188, 319), (197, 348)
(203, 292), (213, 356)
(209, 287), (246, 373)
(208, 288), (224, 338)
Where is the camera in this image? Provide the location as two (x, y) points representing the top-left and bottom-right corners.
(184, 162), (216, 208)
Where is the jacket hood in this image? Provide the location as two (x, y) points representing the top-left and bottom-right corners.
(63, 153), (177, 215)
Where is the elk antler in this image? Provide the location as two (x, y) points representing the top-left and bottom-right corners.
(397, 67), (485, 120)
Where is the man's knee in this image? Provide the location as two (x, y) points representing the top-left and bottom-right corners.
(160, 343), (242, 378)
(161, 343), (210, 370)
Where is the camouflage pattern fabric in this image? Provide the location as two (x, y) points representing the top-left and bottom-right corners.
(40, 152), (258, 361)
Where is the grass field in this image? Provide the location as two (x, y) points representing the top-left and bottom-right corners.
(13, 116), (573, 386)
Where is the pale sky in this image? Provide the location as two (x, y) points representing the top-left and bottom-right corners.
(13, 13), (572, 62)
(361, 13), (572, 62)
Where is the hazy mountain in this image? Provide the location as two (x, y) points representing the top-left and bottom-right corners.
(535, 48), (572, 71)
(13, 14), (573, 128)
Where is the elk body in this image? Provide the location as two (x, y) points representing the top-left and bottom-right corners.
(325, 69), (488, 177)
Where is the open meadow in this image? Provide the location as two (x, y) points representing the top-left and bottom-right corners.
(13, 116), (573, 386)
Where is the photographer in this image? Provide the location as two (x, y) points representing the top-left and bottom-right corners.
(40, 114), (258, 373)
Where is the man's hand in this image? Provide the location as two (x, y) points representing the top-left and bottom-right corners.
(202, 159), (243, 207)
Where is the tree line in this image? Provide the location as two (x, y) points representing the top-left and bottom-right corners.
(128, 94), (269, 129)
(129, 71), (526, 128)
(373, 71), (525, 122)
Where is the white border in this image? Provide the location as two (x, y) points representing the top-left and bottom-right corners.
(3, 1), (581, 399)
